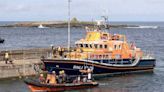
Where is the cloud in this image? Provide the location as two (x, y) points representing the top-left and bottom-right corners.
(0, 0), (164, 21)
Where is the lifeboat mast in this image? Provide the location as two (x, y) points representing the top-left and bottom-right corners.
(68, 0), (71, 51)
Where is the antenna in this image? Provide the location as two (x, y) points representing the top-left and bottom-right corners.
(101, 9), (109, 29)
(68, 0), (71, 51)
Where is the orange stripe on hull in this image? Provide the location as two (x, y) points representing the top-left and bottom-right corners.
(28, 85), (64, 92)
(28, 83), (98, 92)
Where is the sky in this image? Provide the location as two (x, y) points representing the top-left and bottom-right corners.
(0, 0), (164, 21)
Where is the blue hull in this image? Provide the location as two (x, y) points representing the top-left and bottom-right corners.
(42, 59), (155, 75)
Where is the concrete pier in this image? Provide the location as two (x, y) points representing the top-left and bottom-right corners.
(0, 48), (52, 79)
(0, 59), (40, 79)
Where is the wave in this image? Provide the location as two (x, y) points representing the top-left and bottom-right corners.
(124, 26), (159, 29)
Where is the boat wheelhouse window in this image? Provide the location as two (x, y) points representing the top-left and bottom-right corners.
(85, 44), (88, 48)
(103, 55), (106, 58)
(99, 55), (102, 59)
(90, 44), (92, 48)
(94, 44), (98, 48)
(104, 44), (108, 49)
(114, 45), (117, 50)
(80, 44), (83, 48)
(118, 45), (121, 49)
(105, 55), (108, 59)
(100, 44), (103, 48)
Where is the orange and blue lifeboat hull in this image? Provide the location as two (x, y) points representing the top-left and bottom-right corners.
(42, 58), (156, 75)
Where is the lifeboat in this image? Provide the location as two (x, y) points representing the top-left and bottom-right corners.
(41, 28), (156, 76)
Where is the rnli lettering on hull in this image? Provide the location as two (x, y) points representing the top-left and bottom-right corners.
(73, 65), (94, 70)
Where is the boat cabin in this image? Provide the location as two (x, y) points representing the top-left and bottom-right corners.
(65, 29), (143, 60)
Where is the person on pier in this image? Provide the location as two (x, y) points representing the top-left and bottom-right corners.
(4, 52), (9, 64)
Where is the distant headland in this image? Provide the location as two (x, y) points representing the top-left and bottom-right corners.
(0, 18), (138, 28)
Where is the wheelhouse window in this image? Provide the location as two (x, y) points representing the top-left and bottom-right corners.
(114, 45), (117, 50)
(85, 44), (88, 48)
(99, 55), (102, 59)
(106, 55), (108, 59)
(100, 44), (103, 48)
(90, 44), (92, 48)
(80, 44), (83, 48)
(104, 44), (108, 49)
(94, 44), (98, 48)
(118, 45), (121, 49)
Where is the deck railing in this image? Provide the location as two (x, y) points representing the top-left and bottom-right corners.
(142, 50), (155, 59)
